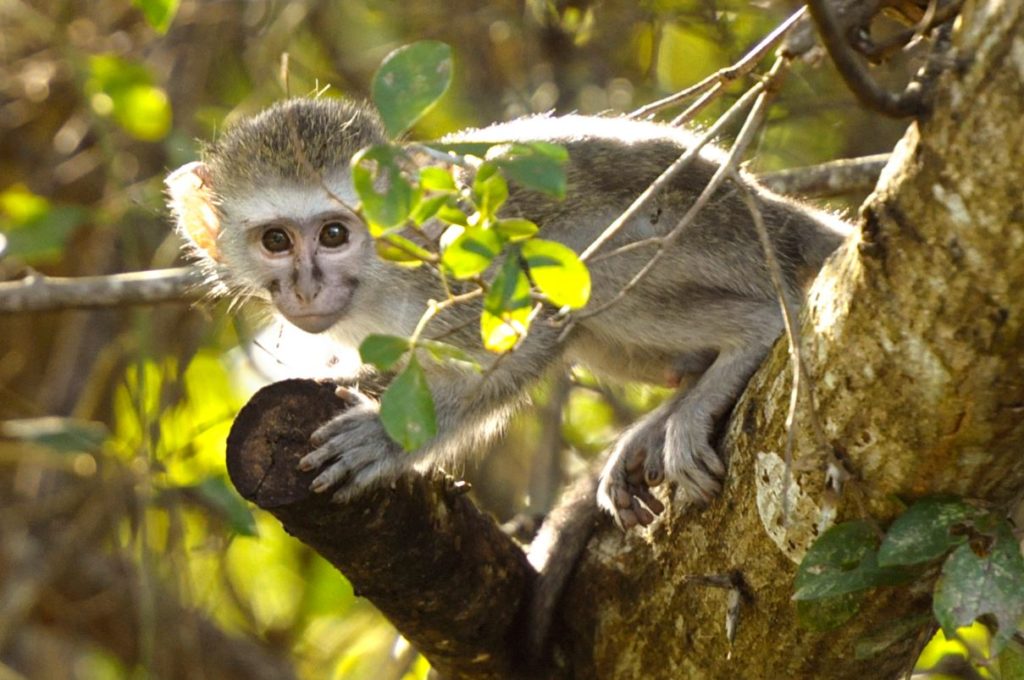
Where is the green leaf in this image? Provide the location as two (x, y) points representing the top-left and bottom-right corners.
(495, 218), (539, 242)
(379, 356), (437, 451)
(878, 497), (981, 567)
(410, 194), (448, 225)
(352, 145), (416, 233)
(1, 417), (108, 454)
(419, 166), (457, 192)
(418, 340), (482, 371)
(521, 238), (591, 309)
(854, 614), (932, 659)
(482, 254), (532, 352)
(86, 55), (171, 141)
(371, 41), (453, 137)
(435, 202), (470, 226)
(472, 163), (509, 224)
(442, 226), (502, 279)
(489, 142), (568, 198)
(376, 233), (432, 266)
(359, 334), (410, 371)
(794, 520), (916, 601)
(133, 0), (180, 32)
(933, 523), (1024, 653)
(195, 477), (258, 536)
(998, 639), (1024, 680)
(796, 593), (863, 631)
(0, 186), (88, 263)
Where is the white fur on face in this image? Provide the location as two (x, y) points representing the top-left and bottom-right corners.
(227, 174), (360, 230)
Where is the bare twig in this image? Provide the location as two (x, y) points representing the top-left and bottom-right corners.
(629, 7), (807, 119)
(0, 267), (207, 313)
(573, 56), (788, 324)
(806, 0), (927, 117)
(577, 75), (768, 267)
(756, 153), (889, 197)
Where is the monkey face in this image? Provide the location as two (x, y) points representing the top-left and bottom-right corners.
(228, 184), (371, 334)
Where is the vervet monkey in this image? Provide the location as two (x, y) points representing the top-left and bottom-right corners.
(166, 97), (850, 530)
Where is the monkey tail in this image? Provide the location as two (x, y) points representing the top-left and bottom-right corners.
(523, 473), (605, 672)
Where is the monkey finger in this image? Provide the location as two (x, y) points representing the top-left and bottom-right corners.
(335, 385), (374, 407)
(299, 439), (342, 472)
(616, 507), (639, 531)
(631, 500), (655, 526)
(624, 447), (646, 473)
(634, 486), (665, 515)
(310, 460), (350, 493)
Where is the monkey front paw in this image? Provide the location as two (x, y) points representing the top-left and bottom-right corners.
(662, 407), (725, 505)
(596, 418), (668, 530)
(298, 388), (405, 502)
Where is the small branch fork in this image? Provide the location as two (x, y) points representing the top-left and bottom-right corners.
(806, 0), (961, 118)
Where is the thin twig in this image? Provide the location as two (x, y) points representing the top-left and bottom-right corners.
(806, 0), (927, 117)
(629, 6), (807, 119)
(572, 57), (788, 325)
(578, 74), (769, 267)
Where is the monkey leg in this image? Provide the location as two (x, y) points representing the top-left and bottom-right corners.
(662, 345), (770, 503)
(597, 342), (770, 529)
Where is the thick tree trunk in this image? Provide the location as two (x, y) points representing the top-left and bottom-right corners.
(556, 2), (1024, 677)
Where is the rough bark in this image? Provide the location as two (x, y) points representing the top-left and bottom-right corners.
(557, 2), (1024, 677)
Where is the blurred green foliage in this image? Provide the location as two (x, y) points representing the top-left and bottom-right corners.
(0, 0), (919, 678)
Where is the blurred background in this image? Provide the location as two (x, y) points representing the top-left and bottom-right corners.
(0, 1), (915, 678)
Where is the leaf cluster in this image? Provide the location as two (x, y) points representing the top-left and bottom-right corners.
(796, 497), (1024, 672)
(352, 42), (591, 451)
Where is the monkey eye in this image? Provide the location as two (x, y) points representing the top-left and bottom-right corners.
(319, 221), (349, 248)
(261, 227), (292, 254)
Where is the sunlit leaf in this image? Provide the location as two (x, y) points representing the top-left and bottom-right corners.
(435, 203), (470, 226)
(375, 233), (432, 266)
(521, 238), (591, 309)
(133, 0), (180, 33)
(933, 523), (1024, 653)
(878, 497), (982, 567)
(410, 194), (448, 225)
(419, 166), (457, 192)
(482, 255), (532, 352)
(0, 185), (87, 263)
(359, 334), (410, 371)
(371, 41), (453, 137)
(495, 218), (539, 242)
(442, 226), (502, 279)
(489, 142), (568, 198)
(379, 356), (437, 451)
(472, 163), (509, 224)
(86, 54), (171, 141)
(352, 145), (416, 233)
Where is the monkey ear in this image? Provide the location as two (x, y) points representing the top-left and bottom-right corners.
(165, 161), (223, 262)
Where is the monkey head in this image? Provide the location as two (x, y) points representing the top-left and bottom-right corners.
(165, 98), (388, 334)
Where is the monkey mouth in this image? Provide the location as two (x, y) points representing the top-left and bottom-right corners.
(283, 312), (343, 334)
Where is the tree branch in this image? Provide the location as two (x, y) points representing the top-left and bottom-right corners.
(755, 154), (889, 197)
(0, 267), (206, 313)
(225, 379), (535, 680)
